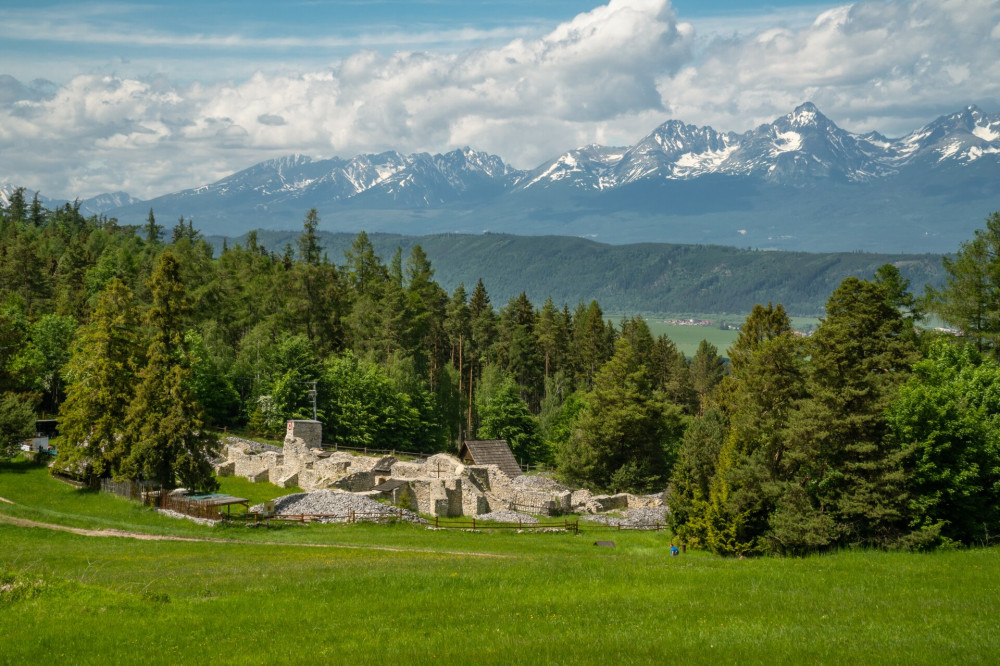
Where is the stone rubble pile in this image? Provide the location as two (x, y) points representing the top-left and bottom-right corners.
(580, 506), (669, 527)
(250, 490), (425, 524)
(473, 510), (540, 524)
(511, 475), (570, 492)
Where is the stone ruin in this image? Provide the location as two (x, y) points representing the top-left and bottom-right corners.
(214, 420), (662, 518)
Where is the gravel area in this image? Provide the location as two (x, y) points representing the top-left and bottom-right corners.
(224, 436), (283, 453)
(511, 474), (569, 492)
(473, 510), (540, 524)
(251, 490), (425, 524)
(580, 506), (668, 527)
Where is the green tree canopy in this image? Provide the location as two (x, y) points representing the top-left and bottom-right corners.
(887, 341), (1000, 545)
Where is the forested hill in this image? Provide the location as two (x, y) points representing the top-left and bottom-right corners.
(213, 231), (946, 316)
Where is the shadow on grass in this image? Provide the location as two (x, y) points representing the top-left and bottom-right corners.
(0, 457), (47, 474)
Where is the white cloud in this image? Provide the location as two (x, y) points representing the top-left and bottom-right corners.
(0, 0), (998, 200)
(658, 0), (1000, 135)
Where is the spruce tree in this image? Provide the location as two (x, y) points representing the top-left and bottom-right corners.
(929, 212), (1000, 357)
(55, 279), (141, 478)
(144, 208), (162, 245)
(779, 277), (918, 549)
(120, 252), (218, 490)
(558, 335), (684, 493)
(690, 340), (726, 415)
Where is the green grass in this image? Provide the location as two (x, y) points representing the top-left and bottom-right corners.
(638, 316), (819, 358)
(215, 475), (303, 508)
(642, 320), (740, 358)
(2, 462), (999, 664)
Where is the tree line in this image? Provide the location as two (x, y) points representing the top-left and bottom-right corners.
(1, 189), (998, 553)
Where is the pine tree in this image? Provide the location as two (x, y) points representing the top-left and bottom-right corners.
(667, 408), (727, 547)
(929, 212), (1000, 357)
(780, 277), (918, 549)
(144, 208), (163, 245)
(120, 252), (218, 490)
(702, 332), (806, 556)
(54, 279), (141, 478)
(690, 339), (726, 414)
(558, 335), (684, 493)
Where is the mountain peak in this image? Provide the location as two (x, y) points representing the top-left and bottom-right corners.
(785, 101), (830, 129)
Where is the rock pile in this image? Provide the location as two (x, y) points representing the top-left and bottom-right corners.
(580, 506), (669, 527)
(473, 510), (540, 524)
(251, 490), (425, 524)
(511, 474), (569, 492)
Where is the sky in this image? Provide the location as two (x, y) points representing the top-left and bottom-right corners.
(1, 0), (998, 200)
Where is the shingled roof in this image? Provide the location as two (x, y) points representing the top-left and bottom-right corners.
(372, 456), (398, 474)
(459, 439), (522, 479)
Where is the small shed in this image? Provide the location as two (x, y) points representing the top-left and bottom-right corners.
(459, 439), (522, 478)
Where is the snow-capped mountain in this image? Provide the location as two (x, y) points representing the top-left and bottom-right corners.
(80, 191), (140, 215)
(154, 147), (518, 214)
(521, 102), (1000, 190)
(13, 103), (1000, 253)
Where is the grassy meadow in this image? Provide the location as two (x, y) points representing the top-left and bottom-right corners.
(620, 316), (817, 358)
(2, 459), (998, 665)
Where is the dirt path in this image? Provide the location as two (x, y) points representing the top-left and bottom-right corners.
(0, 512), (505, 557)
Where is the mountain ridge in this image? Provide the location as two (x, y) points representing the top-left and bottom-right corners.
(208, 229), (946, 318)
(6, 103), (1000, 253)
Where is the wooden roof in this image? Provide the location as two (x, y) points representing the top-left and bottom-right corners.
(459, 440), (522, 478)
(372, 456), (398, 474)
(373, 479), (407, 493)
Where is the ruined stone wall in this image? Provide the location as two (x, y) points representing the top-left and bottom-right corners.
(233, 451), (283, 481)
(214, 426), (647, 518)
(332, 471), (376, 492)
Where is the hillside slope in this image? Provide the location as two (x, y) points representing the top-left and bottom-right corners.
(214, 231), (945, 316)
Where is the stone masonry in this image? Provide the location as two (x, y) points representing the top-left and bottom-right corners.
(215, 421), (663, 518)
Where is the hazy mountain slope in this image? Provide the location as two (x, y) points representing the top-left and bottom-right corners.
(212, 230), (945, 316)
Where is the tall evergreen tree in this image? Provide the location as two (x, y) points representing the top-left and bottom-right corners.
(54, 279), (141, 478)
(690, 339), (726, 414)
(929, 212), (1000, 357)
(557, 335), (684, 493)
(779, 277), (918, 549)
(144, 208), (162, 245)
(120, 252), (218, 489)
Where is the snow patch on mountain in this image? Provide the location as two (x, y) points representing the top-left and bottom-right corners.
(772, 131), (803, 154)
(973, 125), (1000, 142)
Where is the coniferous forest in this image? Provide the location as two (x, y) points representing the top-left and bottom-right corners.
(1, 188), (999, 555)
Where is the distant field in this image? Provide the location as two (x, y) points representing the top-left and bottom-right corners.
(2, 461), (998, 664)
(644, 321), (740, 357)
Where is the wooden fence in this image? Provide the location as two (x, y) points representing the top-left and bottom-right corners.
(98, 478), (233, 520)
(432, 517), (580, 533)
(244, 508), (414, 524)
